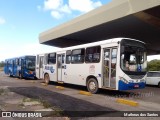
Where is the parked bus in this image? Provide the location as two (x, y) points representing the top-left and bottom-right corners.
(39, 38), (147, 93)
(4, 55), (36, 79)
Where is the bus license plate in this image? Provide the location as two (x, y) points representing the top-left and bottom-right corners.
(134, 84), (139, 88)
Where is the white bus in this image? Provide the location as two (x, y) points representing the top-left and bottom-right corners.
(36, 54), (44, 79)
(39, 38), (147, 93)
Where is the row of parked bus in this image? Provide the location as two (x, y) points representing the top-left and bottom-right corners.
(4, 38), (149, 93)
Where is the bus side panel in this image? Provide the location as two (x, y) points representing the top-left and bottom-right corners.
(63, 64), (85, 85)
(63, 63), (102, 88)
(44, 64), (57, 82)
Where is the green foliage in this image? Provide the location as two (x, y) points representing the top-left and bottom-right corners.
(147, 59), (160, 71)
(0, 61), (5, 67)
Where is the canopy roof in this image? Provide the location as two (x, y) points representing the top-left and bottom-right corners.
(39, 0), (160, 55)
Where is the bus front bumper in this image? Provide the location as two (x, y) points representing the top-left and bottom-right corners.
(118, 80), (145, 90)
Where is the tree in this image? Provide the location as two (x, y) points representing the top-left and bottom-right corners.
(0, 61), (5, 67)
(147, 59), (160, 71)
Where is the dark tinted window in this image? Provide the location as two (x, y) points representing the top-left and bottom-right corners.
(66, 50), (71, 64)
(147, 72), (160, 77)
(71, 48), (85, 63)
(48, 53), (56, 64)
(13, 60), (15, 64)
(85, 46), (101, 63)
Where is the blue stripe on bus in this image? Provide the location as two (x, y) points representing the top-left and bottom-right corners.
(118, 80), (145, 90)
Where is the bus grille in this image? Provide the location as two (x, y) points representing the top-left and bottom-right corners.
(128, 75), (145, 79)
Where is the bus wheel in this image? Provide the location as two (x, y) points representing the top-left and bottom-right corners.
(158, 82), (160, 88)
(87, 78), (99, 94)
(44, 74), (50, 84)
(9, 72), (12, 77)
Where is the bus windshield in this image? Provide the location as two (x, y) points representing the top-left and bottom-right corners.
(120, 40), (147, 74)
(26, 57), (35, 71)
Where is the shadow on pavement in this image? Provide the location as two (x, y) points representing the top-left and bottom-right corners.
(48, 81), (139, 98)
(9, 87), (118, 118)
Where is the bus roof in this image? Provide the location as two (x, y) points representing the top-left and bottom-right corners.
(5, 55), (35, 61)
(43, 37), (145, 54)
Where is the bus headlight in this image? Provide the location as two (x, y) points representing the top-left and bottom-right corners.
(25, 71), (28, 74)
(29, 71), (33, 74)
(119, 77), (129, 84)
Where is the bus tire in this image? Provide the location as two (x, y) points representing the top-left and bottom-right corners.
(34, 77), (37, 80)
(87, 78), (99, 94)
(9, 72), (12, 77)
(158, 82), (160, 88)
(44, 74), (50, 84)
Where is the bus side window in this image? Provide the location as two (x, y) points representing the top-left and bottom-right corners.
(48, 53), (56, 64)
(71, 48), (85, 63)
(85, 46), (101, 63)
(66, 50), (71, 64)
(16, 58), (19, 65)
(19, 59), (21, 65)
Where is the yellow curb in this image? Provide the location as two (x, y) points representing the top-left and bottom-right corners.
(41, 83), (48, 86)
(116, 99), (139, 107)
(16, 78), (19, 80)
(56, 86), (64, 90)
(22, 79), (25, 80)
(58, 81), (64, 84)
(79, 91), (92, 96)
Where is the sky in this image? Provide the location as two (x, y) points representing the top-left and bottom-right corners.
(0, 0), (159, 61)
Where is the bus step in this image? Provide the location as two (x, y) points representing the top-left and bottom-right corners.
(102, 87), (116, 90)
(58, 81), (64, 84)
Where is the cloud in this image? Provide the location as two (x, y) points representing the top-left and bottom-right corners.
(0, 17), (6, 25)
(69, 0), (102, 13)
(44, 0), (63, 10)
(40, 0), (102, 19)
(51, 11), (63, 19)
(60, 4), (71, 14)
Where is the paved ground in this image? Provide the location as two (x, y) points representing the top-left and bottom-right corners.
(0, 71), (160, 120)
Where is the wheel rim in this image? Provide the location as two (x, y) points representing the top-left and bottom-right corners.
(89, 81), (96, 91)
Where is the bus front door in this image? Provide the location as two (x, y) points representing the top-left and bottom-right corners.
(36, 55), (44, 79)
(57, 54), (65, 82)
(39, 56), (44, 79)
(103, 48), (117, 89)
